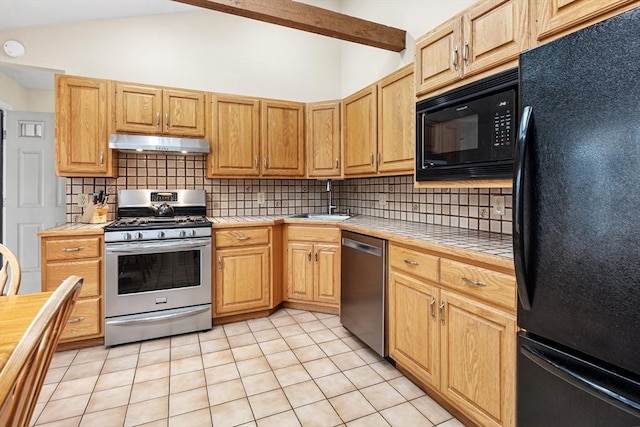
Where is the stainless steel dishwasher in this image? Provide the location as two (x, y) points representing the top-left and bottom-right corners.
(340, 231), (387, 357)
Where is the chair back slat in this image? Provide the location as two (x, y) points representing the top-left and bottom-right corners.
(0, 245), (21, 296)
(0, 275), (83, 427)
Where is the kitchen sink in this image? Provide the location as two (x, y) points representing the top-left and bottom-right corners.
(290, 213), (354, 221)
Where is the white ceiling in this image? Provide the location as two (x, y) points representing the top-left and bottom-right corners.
(0, 0), (198, 31)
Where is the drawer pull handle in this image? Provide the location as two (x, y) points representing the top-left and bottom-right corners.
(404, 259), (419, 266)
(462, 277), (486, 287)
(236, 236), (250, 241)
(62, 246), (84, 252)
(218, 256), (222, 270)
(308, 251), (312, 262)
(429, 296), (436, 319)
(439, 300), (445, 325)
(67, 317), (85, 324)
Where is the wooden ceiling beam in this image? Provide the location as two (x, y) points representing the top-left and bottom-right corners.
(173, 0), (406, 52)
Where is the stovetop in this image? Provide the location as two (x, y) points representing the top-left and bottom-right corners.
(105, 215), (211, 232)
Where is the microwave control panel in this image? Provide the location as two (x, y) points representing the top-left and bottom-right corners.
(493, 98), (514, 156)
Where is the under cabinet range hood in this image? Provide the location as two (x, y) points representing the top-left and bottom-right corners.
(108, 134), (210, 155)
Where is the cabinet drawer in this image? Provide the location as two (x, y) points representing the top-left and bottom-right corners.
(440, 259), (516, 311)
(43, 259), (101, 298)
(215, 227), (270, 248)
(45, 237), (101, 260)
(389, 244), (439, 283)
(287, 226), (340, 243)
(61, 298), (102, 341)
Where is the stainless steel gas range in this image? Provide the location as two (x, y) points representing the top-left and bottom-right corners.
(103, 189), (212, 347)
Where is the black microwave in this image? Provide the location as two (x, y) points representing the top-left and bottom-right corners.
(415, 68), (518, 181)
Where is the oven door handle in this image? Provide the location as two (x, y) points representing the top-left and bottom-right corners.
(106, 305), (211, 325)
(106, 240), (211, 254)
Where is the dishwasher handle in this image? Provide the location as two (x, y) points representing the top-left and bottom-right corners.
(342, 237), (383, 257)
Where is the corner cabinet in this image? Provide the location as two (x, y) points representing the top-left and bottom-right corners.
(343, 65), (414, 177)
(415, 0), (528, 96)
(388, 242), (516, 427)
(55, 75), (117, 177)
(285, 225), (340, 310)
(213, 227), (272, 317)
(114, 82), (206, 137)
(306, 101), (341, 178)
(40, 234), (104, 343)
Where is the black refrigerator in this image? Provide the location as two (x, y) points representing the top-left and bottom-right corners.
(514, 7), (640, 426)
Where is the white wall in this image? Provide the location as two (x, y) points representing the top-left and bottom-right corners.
(0, 0), (474, 101)
(339, 0), (475, 95)
(0, 9), (342, 102)
(0, 72), (28, 110)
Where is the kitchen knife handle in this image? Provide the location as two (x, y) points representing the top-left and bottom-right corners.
(514, 106), (533, 310)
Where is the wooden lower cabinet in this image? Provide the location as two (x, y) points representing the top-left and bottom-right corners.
(215, 246), (270, 315)
(213, 226), (274, 318)
(388, 242), (516, 427)
(285, 226), (340, 309)
(40, 233), (104, 343)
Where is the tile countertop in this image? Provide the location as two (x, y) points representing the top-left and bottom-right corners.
(39, 215), (514, 272)
(211, 215), (514, 273)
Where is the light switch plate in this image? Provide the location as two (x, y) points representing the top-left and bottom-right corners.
(257, 192), (266, 205)
(378, 193), (387, 206)
(491, 195), (506, 216)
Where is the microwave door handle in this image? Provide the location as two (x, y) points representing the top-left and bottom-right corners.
(514, 105), (533, 310)
(421, 113), (428, 169)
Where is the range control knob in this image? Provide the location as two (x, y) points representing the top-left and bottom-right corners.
(134, 232), (144, 240)
(122, 232), (132, 241)
(178, 230), (187, 238)
(158, 231), (166, 239)
(189, 229), (197, 237)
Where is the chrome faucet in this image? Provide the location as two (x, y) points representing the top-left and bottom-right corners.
(326, 179), (337, 215)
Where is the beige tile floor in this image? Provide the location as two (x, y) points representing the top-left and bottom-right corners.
(31, 308), (463, 427)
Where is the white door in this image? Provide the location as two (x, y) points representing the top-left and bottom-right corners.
(4, 111), (66, 294)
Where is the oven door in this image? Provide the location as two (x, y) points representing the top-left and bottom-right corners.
(104, 237), (212, 318)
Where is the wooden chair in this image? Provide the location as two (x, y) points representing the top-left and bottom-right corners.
(0, 244), (21, 296)
(0, 275), (83, 427)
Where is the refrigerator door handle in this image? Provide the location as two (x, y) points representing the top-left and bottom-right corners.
(521, 344), (640, 417)
(514, 105), (533, 310)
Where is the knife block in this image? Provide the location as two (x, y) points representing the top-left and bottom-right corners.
(79, 204), (109, 224)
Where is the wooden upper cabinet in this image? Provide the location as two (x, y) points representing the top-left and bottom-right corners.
(343, 85), (377, 176)
(261, 100), (305, 177)
(307, 101), (341, 178)
(55, 74), (116, 177)
(208, 95), (260, 177)
(416, 18), (463, 95)
(416, 0), (528, 96)
(114, 83), (206, 137)
(377, 65), (415, 174)
(532, 0), (639, 44)
(463, 0), (528, 77)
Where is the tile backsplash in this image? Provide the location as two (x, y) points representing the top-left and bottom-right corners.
(67, 153), (512, 235)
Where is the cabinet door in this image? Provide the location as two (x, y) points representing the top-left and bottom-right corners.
(463, 0), (528, 77)
(307, 101), (341, 178)
(55, 75), (114, 176)
(377, 66), (414, 175)
(343, 85), (378, 176)
(388, 271), (440, 388)
(163, 89), (206, 137)
(313, 243), (340, 305)
(261, 100), (305, 177)
(114, 83), (163, 134)
(209, 95), (260, 177)
(415, 18), (462, 96)
(440, 290), (516, 427)
(287, 242), (314, 302)
(215, 246), (270, 315)
(534, 0), (636, 43)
